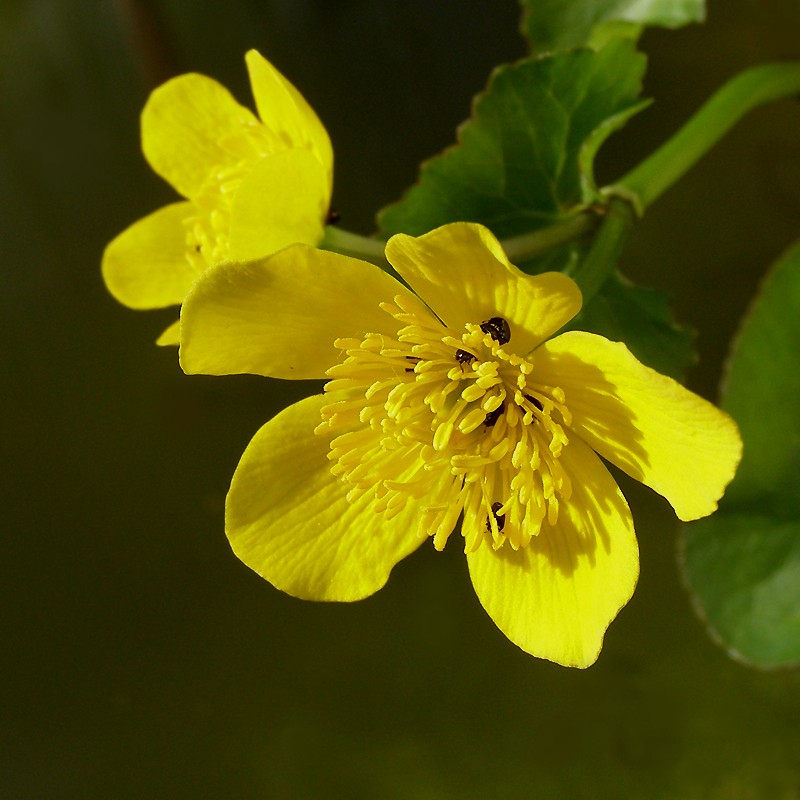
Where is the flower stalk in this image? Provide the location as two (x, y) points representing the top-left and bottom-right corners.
(501, 212), (599, 265)
(323, 63), (800, 297)
(567, 198), (636, 303)
(613, 62), (800, 211)
(320, 226), (388, 265)
(323, 212), (601, 270)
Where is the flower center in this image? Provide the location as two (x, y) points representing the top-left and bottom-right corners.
(316, 293), (573, 553)
(183, 124), (277, 273)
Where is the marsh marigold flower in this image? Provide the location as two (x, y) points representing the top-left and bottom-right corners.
(180, 222), (741, 667)
(102, 50), (333, 344)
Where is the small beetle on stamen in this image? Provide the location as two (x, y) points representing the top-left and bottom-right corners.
(479, 316), (511, 345)
(455, 348), (477, 365)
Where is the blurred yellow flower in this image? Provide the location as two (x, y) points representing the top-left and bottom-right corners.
(179, 222), (741, 668)
(102, 50), (333, 344)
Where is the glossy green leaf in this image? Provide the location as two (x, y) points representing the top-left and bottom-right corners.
(378, 40), (693, 380)
(378, 40), (647, 239)
(682, 241), (800, 668)
(520, 0), (706, 54)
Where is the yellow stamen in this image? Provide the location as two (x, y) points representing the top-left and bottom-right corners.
(317, 296), (573, 553)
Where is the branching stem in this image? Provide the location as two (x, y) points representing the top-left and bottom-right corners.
(322, 62), (800, 289)
(614, 62), (800, 210)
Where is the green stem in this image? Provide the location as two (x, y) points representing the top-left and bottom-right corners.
(501, 212), (599, 264)
(323, 63), (800, 282)
(614, 62), (800, 210)
(322, 212), (600, 268)
(568, 198), (636, 303)
(321, 226), (388, 265)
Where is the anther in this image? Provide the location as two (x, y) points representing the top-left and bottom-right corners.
(455, 348), (476, 365)
(486, 501), (506, 532)
(479, 317), (511, 345)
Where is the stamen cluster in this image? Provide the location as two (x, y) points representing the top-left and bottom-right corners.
(317, 294), (574, 553)
(184, 126), (277, 272)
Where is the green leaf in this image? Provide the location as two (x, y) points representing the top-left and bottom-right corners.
(513, 203), (696, 382)
(578, 99), (652, 202)
(378, 40), (647, 239)
(520, 0), (706, 54)
(377, 39), (694, 382)
(568, 271), (696, 380)
(682, 241), (800, 669)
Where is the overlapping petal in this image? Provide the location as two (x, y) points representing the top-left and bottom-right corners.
(467, 436), (638, 668)
(141, 74), (259, 199)
(385, 222), (582, 354)
(535, 331), (743, 521)
(101, 202), (199, 309)
(156, 321), (181, 347)
(180, 245), (415, 380)
(227, 395), (425, 601)
(228, 149), (329, 261)
(245, 50), (333, 186)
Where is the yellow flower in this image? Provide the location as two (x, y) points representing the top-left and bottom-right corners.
(179, 222), (742, 668)
(102, 50), (333, 344)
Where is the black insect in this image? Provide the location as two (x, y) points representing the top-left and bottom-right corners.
(484, 404), (504, 428)
(486, 501), (506, 533)
(326, 208), (341, 224)
(455, 348), (476, 365)
(479, 316), (511, 345)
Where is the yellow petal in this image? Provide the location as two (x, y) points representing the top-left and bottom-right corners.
(156, 320), (180, 346)
(385, 222), (582, 354)
(536, 331), (743, 521)
(227, 394), (424, 601)
(245, 50), (333, 187)
(142, 73), (260, 199)
(228, 148), (329, 261)
(102, 202), (199, 309)
(467, 437), (639, 668)
(180, 245), (414, 380)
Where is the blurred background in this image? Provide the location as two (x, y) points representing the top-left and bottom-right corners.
(2, 0), (799, 797)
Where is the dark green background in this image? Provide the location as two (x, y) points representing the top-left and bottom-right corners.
(2, 1), (799, 797)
